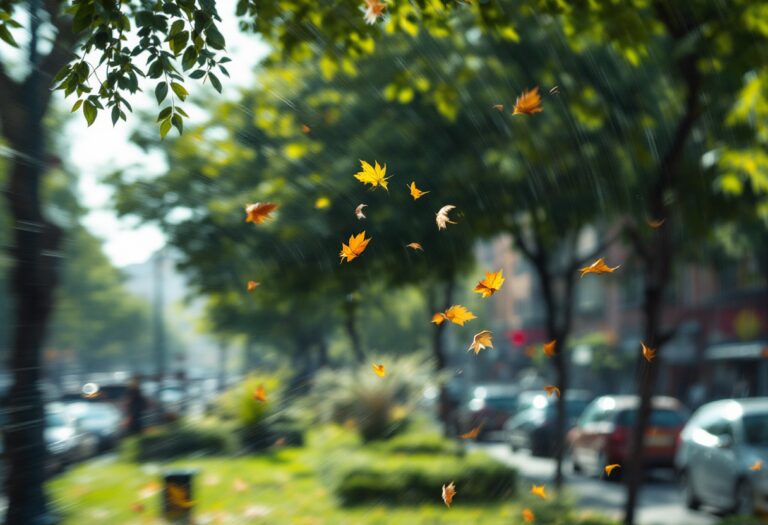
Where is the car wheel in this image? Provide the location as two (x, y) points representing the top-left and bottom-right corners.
(681, 470), (701, 511)
(734, 479), (755, 516)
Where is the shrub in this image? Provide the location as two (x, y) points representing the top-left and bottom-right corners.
(375, 431), (461, 456)
(120, 423), (235, 462)
(332, 451), (517, 505)
(715, 517), (768, 525)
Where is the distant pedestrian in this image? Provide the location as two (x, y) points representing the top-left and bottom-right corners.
(124, 376), (148, 435)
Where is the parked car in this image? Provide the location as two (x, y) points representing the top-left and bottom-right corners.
(567, 395), (688, 479)
(675, 397), (768, 515)
(505, 390), (593, 456)
(63, 401), (122, 451)
(455, 384), (518, 438)
(45, 405), (98, 472)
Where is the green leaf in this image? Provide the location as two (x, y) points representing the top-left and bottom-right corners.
(155, 82), (168, 103)
(208, 72), (222, 93)
(189, 69), (206, 79)
(157, 106), (173, 121)
(169, 19), (185, 38)
(71, 100), (83, 113)
(0, 24), (18, 47)
(83, 101), (97, 126)
(159, 118), (172, 139)
(175, 106), (189, 118)
(171, 114), (184, 135)
(205, 25), (226, 50)
(111, 106), (120, 126)
(181, 46), (197, 71)
(171, 82), (189, 101)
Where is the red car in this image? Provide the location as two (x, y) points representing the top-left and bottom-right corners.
(567, 395), (688, 479)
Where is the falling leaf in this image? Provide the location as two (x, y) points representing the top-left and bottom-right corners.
(301, 124), (311, 134)
(468, 330), (493, 355)
(474, 269), (505, 298)
(641, 342), (656, 362)
(646, 217), (666, 229)
(354, 160), (390, 191)
(372, 363), (386, 377)
(544, 385), (560, 397)
(355, 203), (368, 220)
(233, 478), (248, 492)
(247, 280), (260, 292)
(273, 437), (286, 448)
(439, 305), (477, 326)
(579, 257), (620, 277)
(315, 196), (331, 209)
(406, 242), (423, 251)
(340, 231), (372, 263)
(408, 181), (430, 200)
(530, 484), (547, 499)
(522, 508), (535, 523)
(436, 205), (457, 230)
(253, 384), (267, 402)
(604, 464), (621, 477)
(245, 202), (278, 224)
(492, 104), (504, 112)
(548, 86), (559, 95)
(130, 502), (145, 513)
(459, 425), (482, 439)
(543, 340), (557, 358)
(441, 481), (456, 508)
(167, 483), (194, 509)
(750, 460), (763, 471)
(513, 87), (543, 116)
(431, 313), (447, 325)
(363, 0), (386, 25)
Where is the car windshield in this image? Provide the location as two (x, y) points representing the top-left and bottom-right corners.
(483, 397), (517, 410)
(617, 408), (686, 427)
(743, 414), (768, 446)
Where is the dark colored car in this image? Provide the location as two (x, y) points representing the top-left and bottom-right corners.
(505, 390), (593, 456)
(567, 395), (688, 480)
(455, 385), (518, 438)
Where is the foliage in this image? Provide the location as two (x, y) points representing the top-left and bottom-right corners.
(374, 431), (460, 457)
(119, 422), (236, 462)
(305, 356), (434, 442)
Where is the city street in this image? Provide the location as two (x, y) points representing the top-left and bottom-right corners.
(475, 441), (718, 525)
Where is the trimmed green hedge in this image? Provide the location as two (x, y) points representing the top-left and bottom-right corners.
(715, 517), (768, 525)
(374, 431), (461, 456)
(332, 451), (516, 506)
(120, 424), (235, 462)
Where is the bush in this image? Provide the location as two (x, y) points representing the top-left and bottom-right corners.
(120, 423), (235, 462)
(375, 431), (461, 456)
(715, 517), (768, 525)
(332, 451), (516, 505)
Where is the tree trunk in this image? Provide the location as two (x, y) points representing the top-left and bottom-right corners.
(343, 298), (364, 363)
(429, 279), (454, 436)
(317, 338), (329, 369)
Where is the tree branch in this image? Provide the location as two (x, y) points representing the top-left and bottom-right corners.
(566, 222), (626, 276)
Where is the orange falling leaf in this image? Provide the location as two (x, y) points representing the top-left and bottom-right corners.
(363, 0), (386, 25)
(543, 340), (557, 358)
(355, 203), (367, 220)
(459, 425), (482, 439)
(646, 217), (666, 229)
(436, 205), (457, 230)
(301, 124), (311, 134)
(253, 384), (267, 402)
(604, 464), (621, 477)
(579, 258), (620, 278)
(441, 481), (456, 508)
(167, 483), (194, 509)
(522, 508), (535, 523)
(406, 242), (423, 251)
(315, 196), (331, 209)
(431, 312), (447, 325)
(544, 385), (560, 397)
(233, 478), (248, 492)
(513, 87), (543, 116)
(468, 330), (493, 355)
(750, 460), (763, 471)
(474, 269), (505, 298)
(244, 202), (278, 224)
(340, 231), (372, 263)
(641, 342), (656, 362)
(408, 181), (430, 200)
(372, 363), (386, 377)
(354, 160), (390, 191)
(439, 305), (477, 326)
(492, 104), (504, 112)
(531, 484), (547, 499)
(246, 280), (260, 292)
(130, 502), (145, 513)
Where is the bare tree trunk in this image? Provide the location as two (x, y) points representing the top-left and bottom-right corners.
(428, 279), (454, 436)
(342, 298), (364, 363)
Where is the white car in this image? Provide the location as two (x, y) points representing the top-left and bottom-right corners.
(675, 398), (768, 515)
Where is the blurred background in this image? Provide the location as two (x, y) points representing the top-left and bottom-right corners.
(0, 1), (767, 524)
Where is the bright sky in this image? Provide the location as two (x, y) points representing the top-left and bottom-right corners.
(62, 0), (268, 267)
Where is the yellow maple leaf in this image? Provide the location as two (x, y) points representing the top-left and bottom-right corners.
(543, 339), (557, 358)
(513, 87), (543, 116)
(354, 160), (390, 191)
(474, 269), (505, 298)
(315, 196), (331, 209)
(167, 483), (194, 509)
(579, 257), (620, 277)
(253, 384), (267, 402)
(468, 330), (493, 355)
(340, 231), (372, 263)
(459, 425), (482, 439)
(441, 481), (456, 508)
(431, 312), (447, 325)
(544, 385), (560, 397)
(246, 280), (260, 292)
(522, 508), (535, 523)
(641, 342), (656, 362)
(443, 305), (477, 326)
(750, 460), (763, 471)
(408, 181), (430, 200)
(604, 463), (621, 477)
(372, 363), (386, 377)
(244, 202), (278, 224)
(530, 484), (547, 499)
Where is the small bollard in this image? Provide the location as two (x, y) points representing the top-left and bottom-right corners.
(162, 468), (198, 524)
